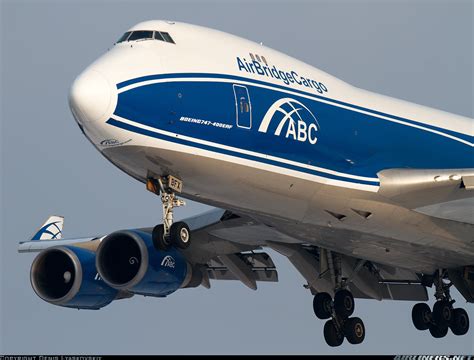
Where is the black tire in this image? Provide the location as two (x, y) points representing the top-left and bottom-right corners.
(450, 308), (469, 336)
(170, 221), (191, 249)
(432, 300), (453, 327)
(412, 303), (432, 331)
(152, 224), (171, 250)
(323, 320), (344, 347)
(313, 292), (333, 320)
(429, 323), (448, 338)
(343, 317), (366, 344)
(334, 289), (355, 319)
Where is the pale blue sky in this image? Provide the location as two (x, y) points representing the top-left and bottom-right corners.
(1, 0), (473, 354)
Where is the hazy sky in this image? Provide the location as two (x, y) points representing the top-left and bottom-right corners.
(1, 0), (473, 355)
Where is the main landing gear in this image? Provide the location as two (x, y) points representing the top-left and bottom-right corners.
(147, 175), (191, 251)
(411, 269), (470, 338)
(312, 252), (366, 347)
(314, 289), (365, 347)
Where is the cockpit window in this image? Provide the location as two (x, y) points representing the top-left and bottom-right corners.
(116, 30), (176, 44)
(154, 31), (164, 41)
(117, 31), (132, 43)
(160, 32), (175, 44)
(127, 30), (154, 41)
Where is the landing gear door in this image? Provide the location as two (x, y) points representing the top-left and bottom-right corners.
(233, 85), (252, 129)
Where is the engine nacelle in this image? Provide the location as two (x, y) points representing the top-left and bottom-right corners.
(96, 229), (191, 297)
(30, 246), (118, 309)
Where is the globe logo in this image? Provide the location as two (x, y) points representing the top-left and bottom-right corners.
(31, 221), (63, 240)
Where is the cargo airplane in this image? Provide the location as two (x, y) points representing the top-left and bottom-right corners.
(19, 21), (474, 347)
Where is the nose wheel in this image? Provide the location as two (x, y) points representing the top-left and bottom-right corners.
(147, 176), (191, 251)
(170, 221), (191, 249)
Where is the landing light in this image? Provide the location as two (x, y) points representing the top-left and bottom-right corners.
(146, 178), (160, 194)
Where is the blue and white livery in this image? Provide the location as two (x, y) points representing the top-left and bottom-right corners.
(31, 216), (64, 241)
(20, 21), (473, 347)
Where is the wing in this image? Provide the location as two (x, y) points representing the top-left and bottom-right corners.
(18, 209), (280, 290)
(202, 212), (428, 301)
(18, 209), (444, 301)
(18, 209), (227, 253)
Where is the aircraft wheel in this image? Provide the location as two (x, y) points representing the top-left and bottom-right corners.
(170, 221), (191, 249)
(334, 289), (355, 319)
(323, 320), (344, 347)
(450, 308), (469, 336)
(412, 303), (432, 330)
(429, 323), (448, 338)
(152, 224), (171, 250)
(432, 300), (452, 327)
(313, 292), (333, 320)
(343, 317), (366, 344)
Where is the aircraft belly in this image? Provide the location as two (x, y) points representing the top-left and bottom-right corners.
(102, 144), (474, 272)
(251, 213), (474, 273)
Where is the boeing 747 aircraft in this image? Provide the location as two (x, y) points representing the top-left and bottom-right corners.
(19, 21), (474, 347)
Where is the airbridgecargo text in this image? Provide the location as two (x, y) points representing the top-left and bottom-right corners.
(236, 57), (328, 94)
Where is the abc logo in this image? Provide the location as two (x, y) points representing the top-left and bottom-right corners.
(258, 98), (319, 145)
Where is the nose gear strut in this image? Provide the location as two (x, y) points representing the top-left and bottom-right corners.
(147, 176), (191, 250)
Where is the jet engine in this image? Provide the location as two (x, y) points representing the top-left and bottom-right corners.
(95, 229), (195, 297)
(30, 246), (118, 309)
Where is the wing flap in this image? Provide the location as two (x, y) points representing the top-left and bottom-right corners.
(379, 283), (428, 301)
(207, 252), (278, 287)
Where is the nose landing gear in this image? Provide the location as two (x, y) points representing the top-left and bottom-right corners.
(147, 176), (191, 251)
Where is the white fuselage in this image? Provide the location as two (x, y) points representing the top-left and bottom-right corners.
(69, 20), (474, 273)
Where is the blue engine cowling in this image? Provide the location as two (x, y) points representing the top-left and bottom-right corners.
(95, 229), (190, 297)
(30, 246), (118, 309)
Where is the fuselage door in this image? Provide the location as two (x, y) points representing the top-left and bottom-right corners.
(233, 85), (252, 129)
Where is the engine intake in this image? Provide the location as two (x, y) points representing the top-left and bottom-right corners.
(98, 232), (143, 286)
(96, 230), (191, 297)
(30, 246), (118, 309)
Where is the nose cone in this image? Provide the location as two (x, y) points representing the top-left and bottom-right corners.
(69, 69), (113, 124)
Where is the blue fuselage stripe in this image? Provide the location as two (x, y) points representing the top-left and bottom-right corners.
(108, 74), (473, 187)
(106, 118), (380, 186)
(116, 72), (472, 143)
